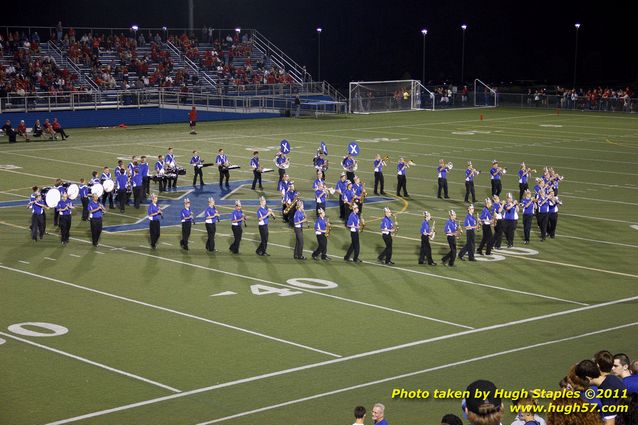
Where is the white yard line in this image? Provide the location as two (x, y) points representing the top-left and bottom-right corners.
(0, 331), (181, 393)
(0, 264), (341, 359)
(196, 322), (638, 424)
(44, 297), (638, 425)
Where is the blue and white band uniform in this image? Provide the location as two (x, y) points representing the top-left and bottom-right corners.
(397, 162), (407, 176)
(420, 220), (430, 235)
(115, 167), (124, 176)
(88, 200), (103, 219)
(374, 159), (383, 173)
(353, 183), (363, 198)
(250, 156), (259, 169)
(480, 207), (492, 224)
(155, 161), (164, 173)
(276, 155), (287, 167)
(204, 206), (219, 224)
(286, 190), (298, 203)
(314, 157), (325, 170)
(313, 178), (324, 190)
(518, 169), (528, 185)
(342, 157), (354, 169)
(180, 208), (193, 223)
(190, 155), (201, 166)
(294, 210), (305, 228)
(278, 180), (290, 198)
(231, 209), (243, 226)
(165, 153), (175, 165)
(437, 166), (447, 179)
(315, 217), (327, 235)
(116, 173), (128, 190)
(465, 168), (474, 182)
(381, 216), (394, 235)
(79, 184), (89, 198)
(32, 200), (45, 215)
(216, 154), (228, 165)
(342, 189), (354, 204)
(504, 203), (517, 220)
(257, 207), (270, 226)
(132, 173), (142, 187)
(538, 196), (550, 213)
(347, 212), (360, 232)
(335, 179), (347, 194)
(101, 172), (112, 182)
(464, 214), (476, 228)
(549, 198), (559, 213)
(90, 176), (101, 186)
(315, 189), (326, 204)
(522, 199), (535, 215)
(444, 219), (458, 235)
(57, 199), (73, 215)
(148, 203), (161, 220)
(490, 167), (500, 180)
(139, 162), (149, 177)
(493, 203), (503, 220)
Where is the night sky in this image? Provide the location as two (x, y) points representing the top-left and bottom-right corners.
(4, 0), (636, 91)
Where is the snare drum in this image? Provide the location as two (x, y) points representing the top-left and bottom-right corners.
(91, 183), (104, 197)
(67, 184), (80, 200)
(102, 179), (115, 193)
(45, 188), (61, 208)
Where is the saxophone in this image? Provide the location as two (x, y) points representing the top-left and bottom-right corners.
(283, 194), (300, 214)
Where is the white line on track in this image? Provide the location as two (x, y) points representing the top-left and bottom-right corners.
(44, 297), (638, 425)
(0, 264), (341, 359)
(196, 321), (638, 425)
(43, 257), (56, 261)
(69, 254), (82, 258)
(0, 331), (182, 393)
(18, 260), (30, 264)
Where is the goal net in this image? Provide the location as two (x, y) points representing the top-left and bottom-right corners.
(349, 80), (434, 113)
(474, 79), (497, 107)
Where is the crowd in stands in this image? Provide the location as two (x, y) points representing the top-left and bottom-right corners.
(348, 350), (637, 425)
(527, 86), (634, 112)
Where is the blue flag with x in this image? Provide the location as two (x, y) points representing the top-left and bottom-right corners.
(280, 139), (291, 154)
(348, 141), (360, 156)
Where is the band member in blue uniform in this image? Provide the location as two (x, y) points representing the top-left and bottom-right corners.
(502, 193), (519, 248)
(131, 168), (143, 209)
(216, 148), (230, 189)
(437, 159), (451, 199)
(342, 154), (356, 183)
(549, 168), (564, 195)
(490, 195), (505, 250)
(536, 190), (550, 241)
(256, 196), (275, 256)
(353, 175), (365, 215)
(312, 208), (330, 260)
(521, 190), (535, 244)
(378, 207), (396, 265)
(312, 170), (325, 191)
(477, 198), (494, 255)
(396, 157), (410, 197)
(441, 210), (460, 266)
(155, 155), (166, 192)
(342, 180), (355, 218)
(52, 178), (66, 227)
(418, 211), (436, 265)
(190, 150), (204, 186)
(278, 174), (291, 220)
(139, 155), (150, 197)
(229, 200), (246, 254)
(57, 192), (74, 246)
(165, 147), (178, 190)
(274, 151), (288, 183)
(315, 182), (327, 217)
(335, 173), (348, 220)
(489, 160), (504, 197)
(458, 204), (478, 261)
(79, 178), (90, 221)
(179, 198), (194, 250)
(293, 200), (307, 260)
(116, 168), (129, 213)
(88, 193), (106, 247)
(250, 151), (263, 190)
(313, 151), (327, 180)
(283, 183), (298, 226)
(518, 162), (532, 202)
(203, 197), (220, 252)
(547, 190), (562, 239)
(147, 194), (162, 249)
(344, 204), (362, 263)
(29, 193), (48, 241)
(373, 154), (387, 195)
(464, 161), (479, 203)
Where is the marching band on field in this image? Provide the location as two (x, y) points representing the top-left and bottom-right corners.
(27, 141), (564, 267)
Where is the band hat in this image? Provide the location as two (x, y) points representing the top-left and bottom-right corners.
(465, 380), (501, 415)
(492, 159), (498, 164)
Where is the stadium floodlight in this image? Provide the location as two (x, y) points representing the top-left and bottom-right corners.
(316, 28), (322, 81)
(162, 26), (167, 31)
(316, 27), (322, 33)
(461, 24), (467, 30)
(574, 23), (581, 29)
(421, 29), (428, 84)
(131, 25), (139, 32)
(235, 27), (241, 33)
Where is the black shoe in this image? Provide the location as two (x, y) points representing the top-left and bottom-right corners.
(251, 187), (256, 190)
(477, 251), (483, 256)
(322, 257), (330, 261)
(259, 186), (263, 190)
(344, 257), (350, 261)
(353, 258), (362, 263)
(312, 255), (318, 260)
(183, 246), (189, 251)
(429, 262), (437, 266)
(468, 258), (476, 262)
(418, 261), (424, 264)
(374, 192), (379, 195)
(458, 256), (465, 261)
(298, 256), (306, 260)
(442, 258), (448, 265)
(380, 191), (387, 195)
(263, 252), (270, 256)
(385, 261), (395, 265)
(151, 244), (156, 250)
(444, 196), (450, 199)
(437, 196), (442, 199)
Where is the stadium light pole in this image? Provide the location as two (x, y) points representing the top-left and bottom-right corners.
(573, 23), (581, 90)
(460, 24), (467, 85)
(162, 26), (167, 42)
(316, 27), (322, 82)
(421, 29), (428, 84)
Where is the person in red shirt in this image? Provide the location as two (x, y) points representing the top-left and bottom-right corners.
(43, 119), (55, 139)
(17, 120), (30, 141)
(189, 106), (198, 134)
(52, 118), (69, 140)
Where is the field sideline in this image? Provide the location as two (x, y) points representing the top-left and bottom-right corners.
(0, 108), (637, 424)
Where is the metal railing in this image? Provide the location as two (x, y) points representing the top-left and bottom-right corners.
(252, 30), (306, 85)
(496, 92), (635, 112)
(47, 40), (100, 91)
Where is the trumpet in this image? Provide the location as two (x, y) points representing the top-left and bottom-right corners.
(446, 161), (454, 170)
(407, 160), (416, 166)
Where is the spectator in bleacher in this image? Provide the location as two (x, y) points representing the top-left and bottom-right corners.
(32, 119), (43, 137)
(440, 413), (463, 425)
(576, 357), (626, 424)
(463, 380), (503, 425)
(52, 118), (69, 140)
(17, 120), (30, 141)
(2, 120), (17, 143)
(43, 118), (55, 139)
(56, 21), (63, 43)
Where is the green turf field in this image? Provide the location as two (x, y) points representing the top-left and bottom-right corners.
(0, 108), (637, 425)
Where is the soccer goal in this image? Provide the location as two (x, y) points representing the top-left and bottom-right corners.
(349, 80), (434, 113)
(474, 79), (497, 107)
